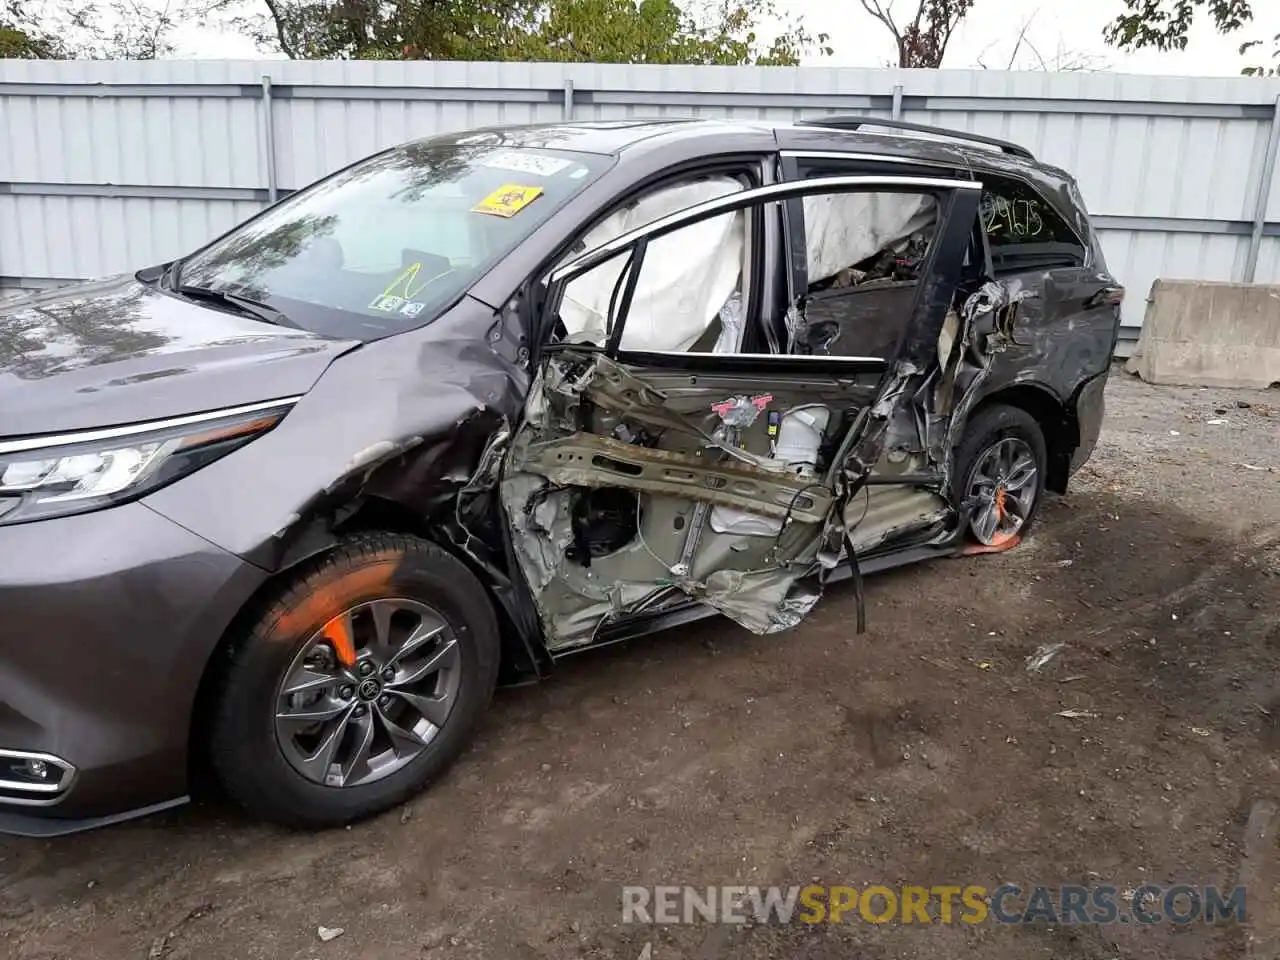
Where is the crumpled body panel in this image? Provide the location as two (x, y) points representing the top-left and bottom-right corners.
(499, 352), (875, 650)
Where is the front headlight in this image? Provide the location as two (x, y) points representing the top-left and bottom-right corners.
(0, 398), (297, 525)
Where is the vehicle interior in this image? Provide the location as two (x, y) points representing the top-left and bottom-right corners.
(501, 171), (979, 650)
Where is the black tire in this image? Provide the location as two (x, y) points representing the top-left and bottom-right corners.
(952, 403), (1048, 545)
(207, 533), (501, 829)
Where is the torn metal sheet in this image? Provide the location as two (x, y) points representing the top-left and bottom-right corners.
(501, 349), (858, 650)
(837, 279), (1035, 555)
(574, 357), (779, 468)
(517, 433), (834, 524)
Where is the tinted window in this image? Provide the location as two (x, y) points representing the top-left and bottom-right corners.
(177, 143), (611, 341)
(980, 176), (1085, 274)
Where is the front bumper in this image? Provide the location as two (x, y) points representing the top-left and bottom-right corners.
(0, 502), (265, 833)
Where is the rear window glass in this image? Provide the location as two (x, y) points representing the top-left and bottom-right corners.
(177, 143), (611, 341)
(981, 176), (1086, 274)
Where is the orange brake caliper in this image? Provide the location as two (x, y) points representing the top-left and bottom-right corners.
(960, 485), (1021, 556)
(321, 615), (357, 668)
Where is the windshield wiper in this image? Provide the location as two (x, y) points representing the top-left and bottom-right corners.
(164, 258), (184, 290)
(175, 284), (297, 328)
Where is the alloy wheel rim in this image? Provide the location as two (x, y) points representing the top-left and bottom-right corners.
(274, 598), (461, 788)
(966, 436), (1038, 546)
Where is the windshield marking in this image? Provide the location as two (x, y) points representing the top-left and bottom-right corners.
(369, 262), (456, 311)
(479, 150), (574, 177)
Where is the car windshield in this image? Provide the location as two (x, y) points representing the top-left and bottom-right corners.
(175, 141), (612, 341)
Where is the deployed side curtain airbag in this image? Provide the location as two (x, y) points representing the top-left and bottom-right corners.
(559, 178), (745, 352)
(803, 192), (937, 286)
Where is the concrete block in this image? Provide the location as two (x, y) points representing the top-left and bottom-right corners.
(1126, 279), (1280, 389)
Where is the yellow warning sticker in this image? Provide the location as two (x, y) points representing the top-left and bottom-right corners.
(472, 184), (544, 218)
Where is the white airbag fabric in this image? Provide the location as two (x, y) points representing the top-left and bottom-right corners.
(802, 192), (936, 286)
(557, 182), (937, 353)
(559, 178), (745, 352)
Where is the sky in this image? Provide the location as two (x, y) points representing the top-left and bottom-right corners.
(167, 0), (1280, 78)
(778, 0), (1280, 75)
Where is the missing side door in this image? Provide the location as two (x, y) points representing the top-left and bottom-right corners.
(501, 175), (981, 652)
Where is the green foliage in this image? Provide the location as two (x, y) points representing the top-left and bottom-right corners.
(1239, 32), (1280, 76)
(0, 24), (40, 57)
(4, 0), (828, 63)
(1102, 0), (1280, 75)
(245, 0), (829, 64)
(2, 0), (208, 59)
(1103, 0), (1252, 52)
(0, 0), (66, 57)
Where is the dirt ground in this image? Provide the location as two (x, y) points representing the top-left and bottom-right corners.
(2, 366), (1278, 960)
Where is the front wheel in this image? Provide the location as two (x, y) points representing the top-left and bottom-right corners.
(207, 533), (501, 829)
(952, 404), (1048, 548)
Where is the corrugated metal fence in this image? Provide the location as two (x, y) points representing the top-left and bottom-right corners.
(4, 59), (1280, 348)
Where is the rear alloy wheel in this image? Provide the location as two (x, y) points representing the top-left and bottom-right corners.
(953, 404), (1048, 548)
(208, 533), (500, 829)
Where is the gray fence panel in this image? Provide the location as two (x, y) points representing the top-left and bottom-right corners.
(5, 59), (1280, 349)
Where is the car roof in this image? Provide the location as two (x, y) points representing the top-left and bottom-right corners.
(413, 118), (712, 156)
(405, 117), (1083, 227)
(414, 117), (1054, 177)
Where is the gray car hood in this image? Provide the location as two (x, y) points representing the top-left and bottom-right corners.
(0, 275), (360, 437)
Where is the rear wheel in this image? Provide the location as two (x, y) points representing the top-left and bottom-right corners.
(953, 404), (1048, 547)
(207, 533), (500, 829)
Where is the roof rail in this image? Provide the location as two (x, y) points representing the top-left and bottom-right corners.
(795, 116), (1035, 161)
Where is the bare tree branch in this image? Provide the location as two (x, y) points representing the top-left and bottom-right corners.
(1003, 18), (1035, 69)
(1022, 36), (1049, 70)
(260, 0), (299, 57)
(861, 0), (975, 68)
(859, 0), (905, 65)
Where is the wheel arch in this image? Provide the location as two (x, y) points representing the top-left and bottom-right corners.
(967, 381), (1077, 494)
(186, 494), (546, 799)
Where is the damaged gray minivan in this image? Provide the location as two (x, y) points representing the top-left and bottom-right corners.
(0, 117), (1123, 834)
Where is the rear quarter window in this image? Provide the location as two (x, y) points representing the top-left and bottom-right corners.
(981, 176), (1086, 275)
